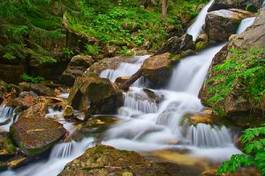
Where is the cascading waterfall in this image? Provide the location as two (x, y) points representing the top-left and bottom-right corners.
(2, 138), (94, 176)
(166, 44), (224, 95)
(187, 0), (214, 41)
(0, 105), (18, 132)
(2, 2), (260, 175)
(100, 55), (149, 86)
(237, 17), (256, 34)
(123, 87), (159, 113)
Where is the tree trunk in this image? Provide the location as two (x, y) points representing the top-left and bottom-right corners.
(119, 69), (143, 91)
(161, 0), (168, 18)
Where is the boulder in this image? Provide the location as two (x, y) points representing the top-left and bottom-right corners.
(10, 117), (66, 156)
(18, 82), (55, 96)
(208, 0), (263, 12)
(183, 109), (216, 126)
(142, 53), (171, 86)
(205, 9), (254, 42)
(200, 9), (265, 127)
(88, 56), (133, 74)
(59, 145), (203, 176)
(62, 55), (94, 86)
(68, 73), (123, 115)
(157, 34), (194, 54)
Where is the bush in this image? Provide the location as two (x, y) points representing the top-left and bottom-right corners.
(218, 125), (265, 175)
(21, 73), (45, 84)
(206, 47), (265, 116)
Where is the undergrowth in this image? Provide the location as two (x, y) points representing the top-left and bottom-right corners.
(206, 47), (265, 116)
(218, 125), (265, 175)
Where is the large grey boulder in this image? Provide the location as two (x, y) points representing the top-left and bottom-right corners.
(205, 9), (254, 42)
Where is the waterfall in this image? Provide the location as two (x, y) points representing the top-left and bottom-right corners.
(100, 55), (149, 86)
(0, 138), (94, 176)
(1, 1), (252, 175)
(166, 44), (224, 95)
(237, 17), (256, 34)
(0, 105), (18, 132)
(187, 0), (214, 41)
(123, 87), (159, 113)
(184, 124), (232, 148)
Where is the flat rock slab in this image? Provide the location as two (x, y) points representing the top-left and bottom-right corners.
(10, 118), (66, 156)
(59, 145), (203, 176)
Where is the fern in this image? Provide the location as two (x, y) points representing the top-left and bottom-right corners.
(218, 125), (265, 175)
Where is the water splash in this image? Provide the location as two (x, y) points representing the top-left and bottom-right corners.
(187, 0), (215, 41)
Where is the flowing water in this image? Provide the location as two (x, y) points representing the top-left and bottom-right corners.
(187, 0), (214, 41)
(237, 17), (256, 34)
(0, 3), (257, 176)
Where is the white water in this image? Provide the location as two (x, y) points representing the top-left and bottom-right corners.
(2, 138), (94, 176)
(100, 55), (149, 86)
(237, 17), (256, 34)
(2, 1), (259, 175)
(0, 105), (18, 132)
(166, 44), (224, 95)
(187, 0), (214, 41)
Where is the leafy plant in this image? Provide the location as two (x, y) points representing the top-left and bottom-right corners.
(206, 47), (265, 116)
(63, 48), (74, 58)
(84, 44), (100, 56)
(21, 73), (45, 83)
(218, 125), (265, 175)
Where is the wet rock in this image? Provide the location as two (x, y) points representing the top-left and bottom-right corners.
(66, 116), (118, 141)
(59, 145), (203, 176)
(63, 105), (74, 119)
(158, 34), (194, 54)
(205, 9), (254, 42)
(143, 88), (163, 104)
(62, 55), (94, 86)
(208, 0), (263, 12)
(0, 155), (27, 170)
(10, 117), (66, 156)
(114, 76), (130, 87)
(6, 91), (37, 109)
(142, 53), (171, 86)
(68, 73), (123, 115)
(19, 82), (55, 96)
(88, 56), (133, 74)
(184, 109), (216, 125)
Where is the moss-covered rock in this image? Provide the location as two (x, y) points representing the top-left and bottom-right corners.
(68, 73), (123, 115)
(59, 145), (203, 176)
(200, 9), (265, 127)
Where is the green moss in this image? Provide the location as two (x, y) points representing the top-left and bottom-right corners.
(206, 47), (265, 116)
(195, 41), (208, 51)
